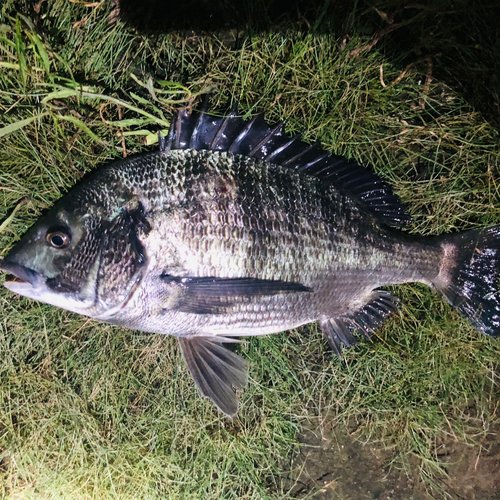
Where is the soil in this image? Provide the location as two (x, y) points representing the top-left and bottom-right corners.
(284, 418), (500, 500)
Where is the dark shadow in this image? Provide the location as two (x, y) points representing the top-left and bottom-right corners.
(116, 0), (351, 33)
(116, 0), (500, 127)
(368, 1), (500, 128)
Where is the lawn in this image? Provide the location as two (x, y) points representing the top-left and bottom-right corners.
(0, 1), (499, 498)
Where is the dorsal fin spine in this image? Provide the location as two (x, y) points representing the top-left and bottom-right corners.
(281, 142), (319, 166)
(166, 116), (176, 151)
(174, 111), (185, 149)
(248, 122), (285, 157)
(209, 113), (233, 150)
(315, 159), (346, 176)
(189, 110), (205, 149)
(298, 152), (330, 171)
(228, 115), (259, 153)
(265, 134), (302, 162)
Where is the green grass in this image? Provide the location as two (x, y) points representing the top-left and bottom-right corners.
(1, 1), (500, 499)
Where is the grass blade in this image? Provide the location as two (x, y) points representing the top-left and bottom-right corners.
(0, 113), (49, 138)
(14, 18), (27, 89)
(26, 31), (51, 77)
(56, 114), (108, 145)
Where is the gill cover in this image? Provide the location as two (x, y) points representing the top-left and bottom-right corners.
(94, 202), (150, 313)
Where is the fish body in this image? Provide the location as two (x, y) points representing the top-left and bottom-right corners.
(2, 108), (500, 415)
(82, 149), (436, 334)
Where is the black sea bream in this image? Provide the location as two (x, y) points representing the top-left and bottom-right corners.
(2, 107), (500, 415)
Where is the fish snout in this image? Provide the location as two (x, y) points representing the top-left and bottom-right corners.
(1, 258), (41, 289)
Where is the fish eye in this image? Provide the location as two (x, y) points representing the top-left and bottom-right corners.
(46, 228), (71, 249)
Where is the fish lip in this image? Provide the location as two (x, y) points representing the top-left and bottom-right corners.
(0, 260), (40, 287)
(1, 258), (94, 313)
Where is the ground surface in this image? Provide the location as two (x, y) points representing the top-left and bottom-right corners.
(0, 1), (500, 499)
(287, 417), (500, 500)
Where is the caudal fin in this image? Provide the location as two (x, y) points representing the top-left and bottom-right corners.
(435, 226), (500, 336)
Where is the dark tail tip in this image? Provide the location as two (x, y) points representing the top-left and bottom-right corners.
(436, 226), (500, 337)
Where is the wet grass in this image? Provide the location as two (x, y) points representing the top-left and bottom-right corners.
(1, 1), (500, 499)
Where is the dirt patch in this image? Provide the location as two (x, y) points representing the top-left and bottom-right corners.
(434, 424), (500, 500)
(285, 418), (500, 500)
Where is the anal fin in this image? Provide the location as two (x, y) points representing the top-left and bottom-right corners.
(319, 317), (358, 358)
(178, 336), (248, 416)
(320, 290), (398, 358)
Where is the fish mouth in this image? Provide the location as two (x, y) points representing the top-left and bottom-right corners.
(1, 258), (94, 314)
(0, 260), (40, 291)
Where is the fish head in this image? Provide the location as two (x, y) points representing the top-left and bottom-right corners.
(1, 173), (148, 318)
(1, 202), (104, 315)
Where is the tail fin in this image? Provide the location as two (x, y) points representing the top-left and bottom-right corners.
(435, 226), (500, 336)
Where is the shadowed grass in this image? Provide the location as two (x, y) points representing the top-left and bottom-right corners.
(1, 2), (500, 499)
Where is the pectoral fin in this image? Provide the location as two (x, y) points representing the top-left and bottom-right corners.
(178, 336), (248, 416)
(162, 275), (311, 314)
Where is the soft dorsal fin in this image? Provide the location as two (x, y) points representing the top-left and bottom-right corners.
(163, 106), (412, 228)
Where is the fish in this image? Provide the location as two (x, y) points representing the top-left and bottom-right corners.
(1, 105), (500, 416)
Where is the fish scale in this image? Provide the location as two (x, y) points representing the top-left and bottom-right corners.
(2, 107), (500, 416)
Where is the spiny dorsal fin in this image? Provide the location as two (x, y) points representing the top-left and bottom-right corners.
(163, 107), (412, 228)
(320, 290), (399, 357)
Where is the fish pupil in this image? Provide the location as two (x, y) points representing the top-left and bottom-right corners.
(46, 228), (71, 249)
(52, 235), (64, 247)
